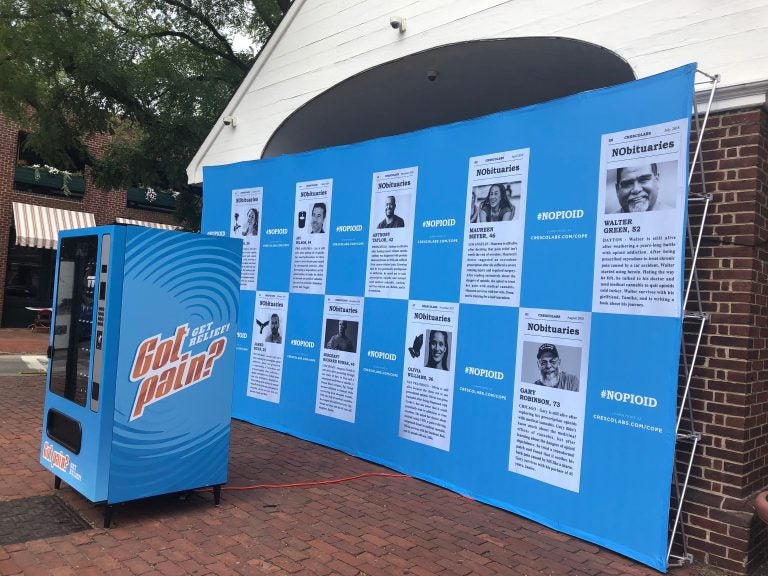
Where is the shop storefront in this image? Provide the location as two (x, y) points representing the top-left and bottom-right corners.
(0, 118), (180, 327)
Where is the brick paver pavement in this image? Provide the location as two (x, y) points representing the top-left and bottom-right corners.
(0, 376), (714, 575)
(0, 328), (48, 355)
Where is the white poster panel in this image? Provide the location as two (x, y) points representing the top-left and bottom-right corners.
(460, 149), (529, 307)
(247, 291), (288, 403)
(593, 119), (688, 316)
(231, 187), (262, 291)
(290, 179), (332, 294)
(399, 300), (459, 451)
(315, 295), (364, 423)
(509, 308), (591, 492)
(365, 167), (418, 299)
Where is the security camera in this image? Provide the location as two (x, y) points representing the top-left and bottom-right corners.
(426, 70), (439, 82)
(389, 16), (406, 32)
(222, 115), (237, 127)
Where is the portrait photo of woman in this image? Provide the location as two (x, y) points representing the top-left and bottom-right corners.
(425, 330), (450, 371)
(478, 183), (514, 223)
(242, 207), (259, 236)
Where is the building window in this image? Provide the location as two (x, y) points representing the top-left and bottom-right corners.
(126, 187), (176, 213)
(2, 227), (56, 327)
(14, 132), (86, 198)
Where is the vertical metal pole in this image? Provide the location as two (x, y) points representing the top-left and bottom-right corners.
(668, 69), (717, 568)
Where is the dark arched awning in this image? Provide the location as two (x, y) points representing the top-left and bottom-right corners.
(262, 37), (635, 158)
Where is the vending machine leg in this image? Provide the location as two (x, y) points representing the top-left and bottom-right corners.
(213, 485), (221, 506)
(103, 505), (113, 528)
(54, 475), (61, 489)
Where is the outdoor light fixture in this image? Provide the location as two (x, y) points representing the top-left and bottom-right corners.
(222, 115), (237, 127)
(389, 16), (406, 33)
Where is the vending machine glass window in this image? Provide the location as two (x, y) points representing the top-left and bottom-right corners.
(49, 235), (97, 407)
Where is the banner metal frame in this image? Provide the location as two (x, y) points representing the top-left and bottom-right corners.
(667, 69), (719, 568)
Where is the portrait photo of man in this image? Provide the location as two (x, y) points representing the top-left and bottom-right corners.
(377, 195), (405, 228)
(607, 161), (676, 214)
(264, 313), (282, 344)
(311, 202), (327, 233)
(325, 319), (357, 353)
(533, 343), (579, 392)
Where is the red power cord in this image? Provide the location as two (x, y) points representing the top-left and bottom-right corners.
(197, 472), (411, 492)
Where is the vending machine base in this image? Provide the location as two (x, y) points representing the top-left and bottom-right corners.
(51, 475), (223, 528)
(40, 226), (241, 527)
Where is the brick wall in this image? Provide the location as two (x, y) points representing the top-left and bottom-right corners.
(0, 116), (16, 326)
(681, 107), (768, 574)
(0, 115), (178, 325)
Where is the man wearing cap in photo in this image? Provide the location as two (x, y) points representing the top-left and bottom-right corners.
(534, 343), (579, 391)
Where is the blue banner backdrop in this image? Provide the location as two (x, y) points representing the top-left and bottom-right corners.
(203, 64), (696, 571)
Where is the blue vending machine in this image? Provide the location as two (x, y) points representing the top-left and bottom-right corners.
(39, 225), (241, 526)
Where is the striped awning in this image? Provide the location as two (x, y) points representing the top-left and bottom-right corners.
(12, 202), (96, 250)
(116, 218), (180, 230)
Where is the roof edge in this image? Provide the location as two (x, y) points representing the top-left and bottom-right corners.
(186, 0), (307, 185)
(695, 79), (768, 113)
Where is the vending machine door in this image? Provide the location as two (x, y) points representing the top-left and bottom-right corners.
(106, 228), (241, 504)
(40, 232), (114, 502)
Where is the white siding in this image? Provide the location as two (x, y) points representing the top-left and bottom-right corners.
(188, 0), (768, 183)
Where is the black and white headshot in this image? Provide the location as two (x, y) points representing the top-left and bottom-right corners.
(605, 160), (677, 214)
(377, 195), (405, 228)
(324, 319), (358, 353)
(233, 207), (259, 236)
(522, 341), (581, 392)
(469, 182), (520, 223)
(424, 329), (451, 371)
(311, 202), (327, 234)
(264, 313), (282, 344)
(242, 207), (259, 236)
